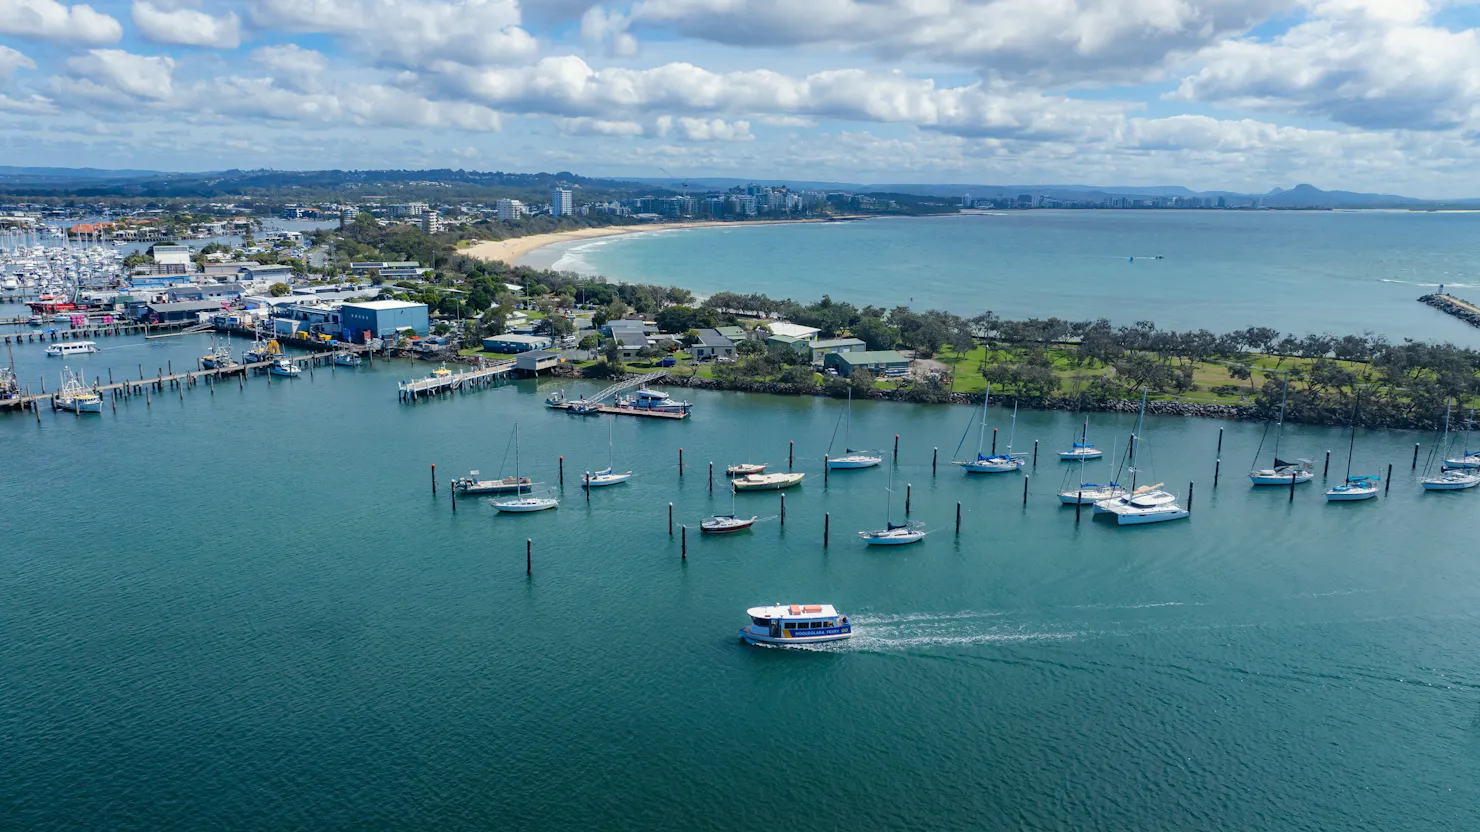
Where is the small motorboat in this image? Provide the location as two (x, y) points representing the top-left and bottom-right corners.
(726, 462), (766, 476)
(732, 472), (805, 491)
(545, 389), (566, 407)
(268, 357), (301, 376)
(453, 471), (531, 494)
(333, 352), (362, 367)
(739, 604), (852, 646)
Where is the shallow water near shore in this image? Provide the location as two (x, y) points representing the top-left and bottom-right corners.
(546, 210), (1480, 347)
(4, 335), (1480, 830)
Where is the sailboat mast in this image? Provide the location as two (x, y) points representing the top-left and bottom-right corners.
(1272, 377), (1287, 460)
(1344, 394), (1358, 480)
(1130, 388), (1147, 490)
(608, 418), (614, 470)
(514, 424), (521, 483)
(978, 383), (990, 455)
(846, 387), (852, 449)
(1006, 402), (1018, 453)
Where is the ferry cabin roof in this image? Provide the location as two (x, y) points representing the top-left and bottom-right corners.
(747, 604), (840, 621)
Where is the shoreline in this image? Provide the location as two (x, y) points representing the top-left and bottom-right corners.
(461, 217), (858, 267)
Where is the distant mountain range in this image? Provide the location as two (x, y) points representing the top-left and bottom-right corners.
(0, 166), (1474, 208)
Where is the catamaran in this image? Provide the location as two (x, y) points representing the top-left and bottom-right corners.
(583, 420), (633, 487)
(1093, 389), (1189, 524)
(739, 604), (853, 646)
(702, 488), (757, 533)
(1057, 417), (1104, 460)
(54, 366), (101, 413)
(1421, 399), (1480, 491)
(827, 388), (882, 469)
(953, 385), (1025, 473)
(1249, 377), (1312, 485)
(491, 424), (559, 512)
(1326, 394), (1380, 501)
(859, 465), (925, 545)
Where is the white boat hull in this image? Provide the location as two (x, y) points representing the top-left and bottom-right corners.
(583, 472), (632, 487)
(959, 459), (1024, 473)
(733, 473), (805, 491)
(59, 399), (102, 414)
(1326, 487), (1378, 501)
(828, 456), (882, 469)
(1443, 457), (1480, 469)
(739, 628), (852, 646)
(1058, 449), (1103, 460)
(491, 499), (559, 512)
(861, 530), (925, 545)
(702, 516), (756, 533)
(1249, 470), (1313, 486)
(1421, 476), (1480, 491)
(1106, 505), (1190, 524)
(1058, 487), (1125, 505)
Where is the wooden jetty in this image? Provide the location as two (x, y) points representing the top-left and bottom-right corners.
(1, 347), (368, 413)
(398, 360), (515, 402)
(2, 318), (195, 345)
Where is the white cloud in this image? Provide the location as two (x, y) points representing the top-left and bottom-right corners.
(252, 44), (329, 92)
(247, 0), (537, 68)
(132, 1), (242, 49)
(438, 57), (1132, 141)
(581, 7), (638, 57)
(675, 116), (751, 141)
(1173, 2), (1480, 131)
(0, 45), (37, 82)
(62, 49), (176, 101)
(0, 92), (56, 113)
(557, 116), (646, 136)
(631, 0), (1293, 83)
(0, 0), (122, 44)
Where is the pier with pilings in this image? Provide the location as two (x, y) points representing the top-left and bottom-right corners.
(2, 318), (197, 345)
(398, 360), (516, 402)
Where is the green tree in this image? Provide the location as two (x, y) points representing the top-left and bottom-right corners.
(578, 334), (601, 352)
(852, 316), (900, 350)
(269, 282), (291, 297)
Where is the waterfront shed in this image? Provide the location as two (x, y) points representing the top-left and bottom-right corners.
(515, 349), (563, 375)
(340, 300), (429, 342)
(482, 333), (553, 353)
(825, 349), (910, 378)
(691, 328), (736, 361)
(808, 337), (867, 364)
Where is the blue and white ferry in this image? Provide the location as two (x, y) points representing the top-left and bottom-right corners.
(740, 604), (853, 646)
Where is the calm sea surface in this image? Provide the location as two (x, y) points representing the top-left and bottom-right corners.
(530, 210), (1480, 346)
(4, 319), (1480, 829)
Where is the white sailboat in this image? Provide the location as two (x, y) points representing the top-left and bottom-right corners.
(1058, 436), (1126, 504)
(859, 466), (925, 545)
(954, 385), (1026, 473)
(1057, 417), (1104, 460)
(702, 488), (757, 533)
(726, 422), (766, 476)
(1094, 389), (1189, 524)
(1442, 409), (1480, 469)
(491, 424), (559, 512)
(1326, 394), (1380, 501)
(582, 420), (633, 487)
(1422, 399), (1480, 491)
(1249, 377), (1312, 486)
(827, 388), (882, 469)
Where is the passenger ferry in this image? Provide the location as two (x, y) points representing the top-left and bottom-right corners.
(46, 340), (98, 357)
(740, 604), (853, 646)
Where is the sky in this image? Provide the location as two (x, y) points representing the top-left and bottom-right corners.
(2, 0), (1480, 197)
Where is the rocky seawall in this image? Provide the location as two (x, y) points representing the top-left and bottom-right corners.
(550, 366), (1259, 421)
(1418, 293), (1480, 328)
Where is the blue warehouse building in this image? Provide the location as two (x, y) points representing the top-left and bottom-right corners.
(340, 300), (429, 343)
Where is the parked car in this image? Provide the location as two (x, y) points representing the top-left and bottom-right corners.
(658, 357), (677, 367)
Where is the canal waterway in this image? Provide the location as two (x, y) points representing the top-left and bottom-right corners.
(4, 334), (1480, 830)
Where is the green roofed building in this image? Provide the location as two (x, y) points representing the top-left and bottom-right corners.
(824, 349), (910, 378)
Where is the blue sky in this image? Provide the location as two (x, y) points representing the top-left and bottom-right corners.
(2, 0), (1480, 196)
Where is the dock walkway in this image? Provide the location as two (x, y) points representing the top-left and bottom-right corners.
(398, 360), (515, 402)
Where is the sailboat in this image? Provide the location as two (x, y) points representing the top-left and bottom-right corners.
(1421, 399), (1480, 491)
(1093, 389), (1189, 524)
(1249, 377), (1312, 485)
(1442, 409), (1480, 469)
(727, 422), (766, 476)
(859, 465), (925, 545)
(1057, 417), (1103, 460)
(827, 388), (882, 469)
(582, 420), (633, 487)
(954, 385), (1026, 473)
(1326, 394), (1380, 501)
(1058, 436), (1126, 504)
(702, 487), (757, 533)
(491, 424), (559, 512)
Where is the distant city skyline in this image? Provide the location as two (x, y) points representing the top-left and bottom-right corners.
(3, 1), (1480, 198)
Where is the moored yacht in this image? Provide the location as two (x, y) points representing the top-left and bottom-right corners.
(827, 387), (882, 469)
(617, 386), (692, 413)
(1326, 394), (1380, 502)
(739, 604), (853, 646)
(1057, 418), (1104, 460)
(1249, 378), (1313, 486)
(732, 471), (805, 491)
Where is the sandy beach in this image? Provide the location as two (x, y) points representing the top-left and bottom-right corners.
(461, 218), (848, 266)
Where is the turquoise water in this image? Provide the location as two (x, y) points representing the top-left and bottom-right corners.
(5, 335), (1480, 829)
(535, 211), (1480, 346)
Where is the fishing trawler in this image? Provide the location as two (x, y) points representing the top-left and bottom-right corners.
(739, 604), (853, 646)
(200, 341), (238, 370)
(54, 367), (101, 413)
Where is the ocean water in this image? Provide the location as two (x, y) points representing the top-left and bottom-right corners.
(535, 211), (1480, 346)
(4, 327), (1480, 829)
